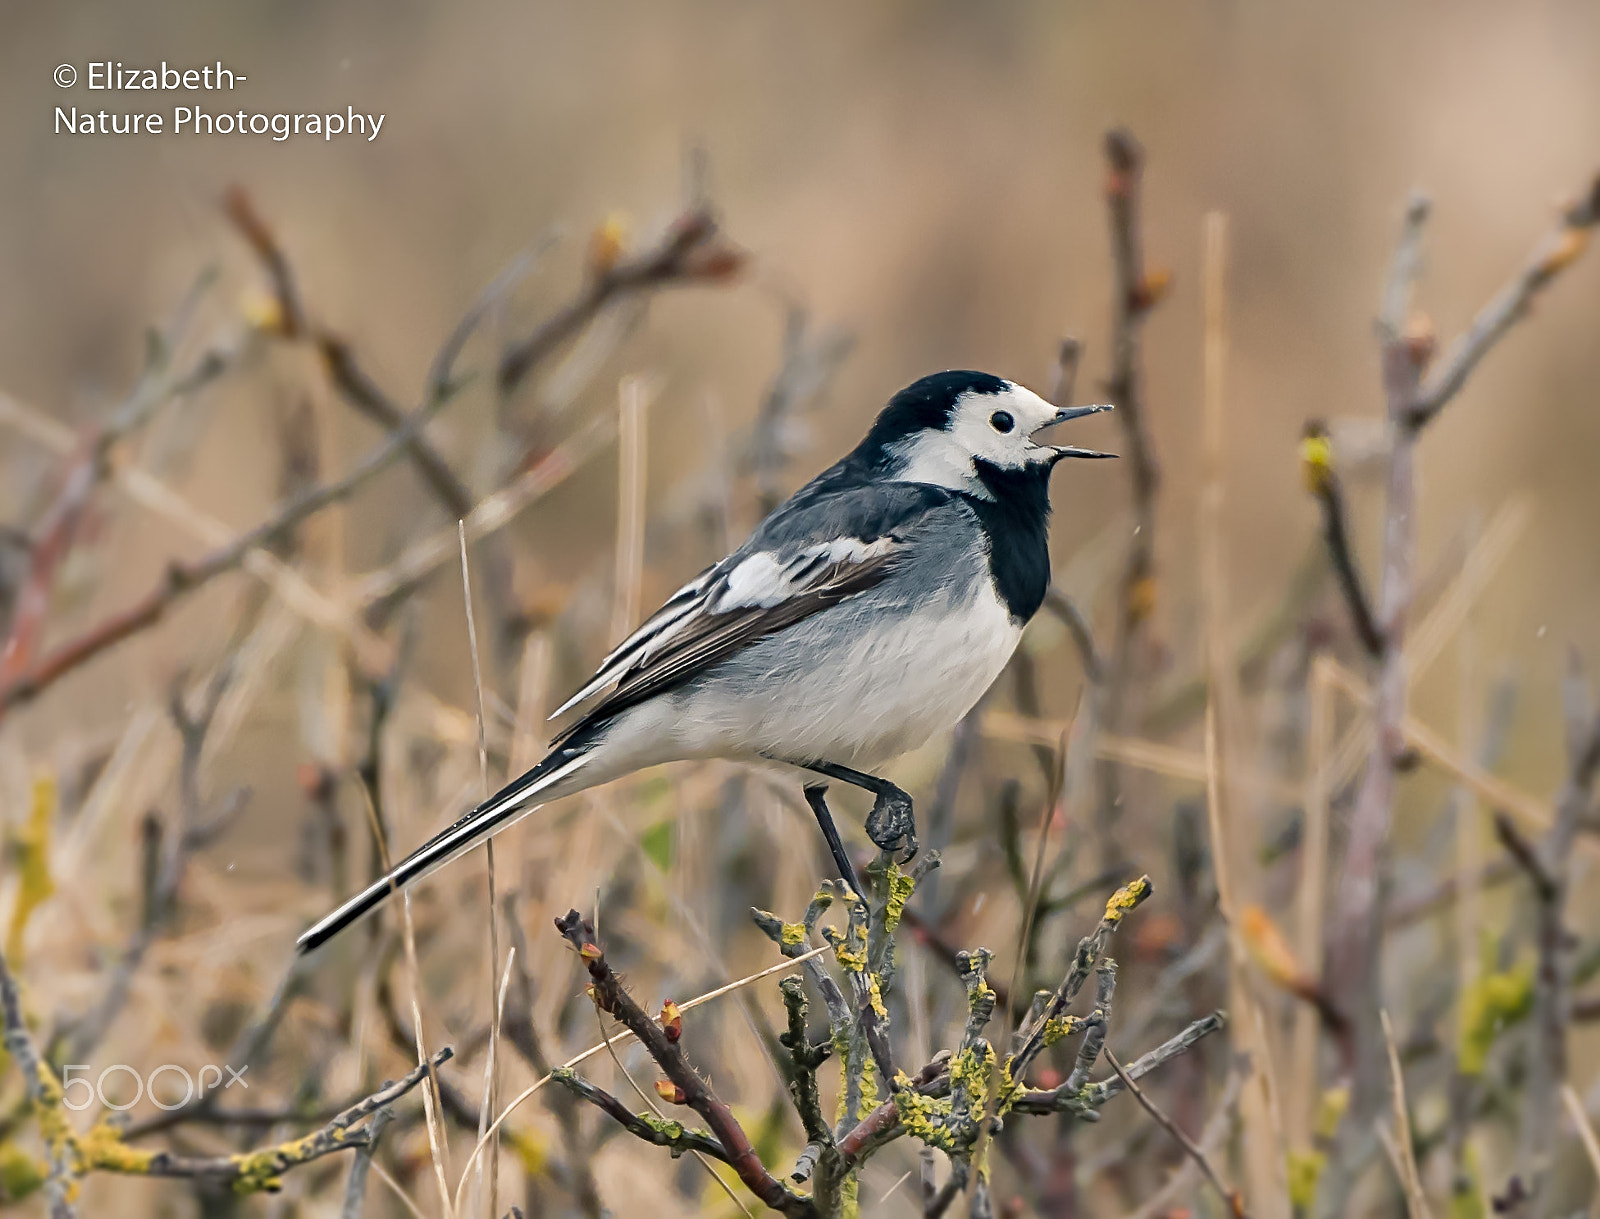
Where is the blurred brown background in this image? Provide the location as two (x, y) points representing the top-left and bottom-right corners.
(6, 0), (1600, 775)
(2, 2), (1599, 1215)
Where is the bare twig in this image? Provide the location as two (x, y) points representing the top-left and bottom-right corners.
(1046, 336), (1083, 408)
(1381, 1010), (1431, 1219)
(460, 520), (502, 1219)
(340, 1106), (394, 1219)
(224, 185), (477, 518)
(1126, 1066), (1247, 1219)
(62, 657), (248, 1063)
(747, 304), (855, 514)
(1410, 173), (1600, 424)
(1105, 1047), (1245, 1217)
(610, 375), (654, 645)
(548, 1068), (732, 1161)
(1010, 1011), (1228, 1114)
(498, 204), (743, 394)
(1301, 421), (1385, 658)
(1043, 586), (1105, 684)
(1561, 1086), (1600, 1192)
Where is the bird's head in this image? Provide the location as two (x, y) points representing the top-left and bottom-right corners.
(854, 371), (1114, 497)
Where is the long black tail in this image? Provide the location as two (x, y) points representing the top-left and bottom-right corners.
(294, 741), (595, 954)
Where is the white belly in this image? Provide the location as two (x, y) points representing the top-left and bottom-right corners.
(650, 582), (1022, 768)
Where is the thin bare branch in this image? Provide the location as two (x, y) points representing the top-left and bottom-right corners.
(1104, 1047), (1246, 1218)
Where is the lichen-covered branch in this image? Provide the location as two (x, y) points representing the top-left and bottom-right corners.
(1, 943), (450, 1203)
(1010, 876), (1151, 1084)
(548, 1069), (732, 1162)
(571, 862), (1218, 1218)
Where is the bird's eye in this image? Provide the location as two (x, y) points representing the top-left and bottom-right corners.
(990, 410), (1015, 434)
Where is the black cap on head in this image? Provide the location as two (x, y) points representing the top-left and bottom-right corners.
(860, 371), (1009, 450)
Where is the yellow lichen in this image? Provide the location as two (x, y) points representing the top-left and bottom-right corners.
(840, 1172), (860, 1219)
(893, 1085), (955, 1151)
(1299, 428), (1334, 495)
(1287, 1148), (1325, 1212)
(993, 1061), (1026, 1117)
(824, 926), (867, 973)
(1458, 960), (1533, 1076)
(636, 1112), (685, 1142)
(0, 1142), (44, 1200)
(857, 1055), (879, 1113)
(967, 979), (994, 1012)
(949, 1041), (996, 1100)
(1041, 1015), (1087, 1047)
(882, 864), (916, 936)
(867, 976), (888, 1021)
(832, 1028), (853, 1125)
(778, 921), (807, 948)
(6, 775), (57, 963)
(78, 1123), (155, 1175)
(228, 1126), (353, 1194)
(1102, 875), (1151, 925)
(31, 1065), (75, 1168)
(1313, 1086), (1349, 1141)
(506, 1127), (549, 1177)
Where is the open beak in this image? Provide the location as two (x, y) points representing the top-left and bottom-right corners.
(1035, 402), (1118, 461)
(1048, 403), (1115, 426)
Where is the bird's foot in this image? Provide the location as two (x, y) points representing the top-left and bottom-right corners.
(865, 783), (918, 863)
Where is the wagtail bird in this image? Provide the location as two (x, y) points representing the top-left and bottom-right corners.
(297, 371), (1112, 953)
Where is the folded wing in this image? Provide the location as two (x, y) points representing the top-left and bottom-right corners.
(549, 534), (903, 743)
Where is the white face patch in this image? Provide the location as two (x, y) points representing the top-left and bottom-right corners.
(884, 382), (1061, 495)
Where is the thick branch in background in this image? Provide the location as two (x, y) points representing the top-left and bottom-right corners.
(1097, 126), (1170, 870)
(1315, 170), (1600, 1219)
(1517, 652), (1600, 1187)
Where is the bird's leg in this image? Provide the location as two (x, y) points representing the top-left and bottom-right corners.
(801, 761), (918, 864)
(801, 783), (864, 897)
